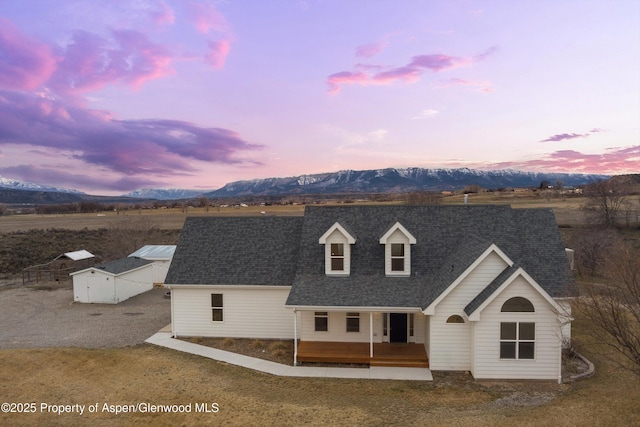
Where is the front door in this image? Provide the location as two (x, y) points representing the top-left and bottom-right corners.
(390, 313), (408, 343)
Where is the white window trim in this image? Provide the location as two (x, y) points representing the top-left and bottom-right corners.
(346, 312), (360, 333)
(500, 321), (536, 360)
(314, 311), (329, 332)
(379, 222), (416, 276)
(211, 293), (223, 323)
(319, 222), (356, 276)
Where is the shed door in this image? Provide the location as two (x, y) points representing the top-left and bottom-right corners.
(390, 313), (408, 343)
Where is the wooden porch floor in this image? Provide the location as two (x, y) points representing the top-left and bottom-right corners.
(297, 341), (429, 368)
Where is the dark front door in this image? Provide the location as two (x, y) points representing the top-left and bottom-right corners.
(389, 313), (408, 343)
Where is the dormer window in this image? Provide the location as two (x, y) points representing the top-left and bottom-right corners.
(391, 243), (405, 271)
(379, 222), (416, 276)
(319, 222), (356, 276)
(331, 243), (344, 271)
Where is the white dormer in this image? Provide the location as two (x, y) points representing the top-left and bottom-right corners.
(319, 222), (356, 276)
(379, 222), (416, 276)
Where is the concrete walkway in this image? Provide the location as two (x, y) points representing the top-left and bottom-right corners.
(146, 332), (433, 381)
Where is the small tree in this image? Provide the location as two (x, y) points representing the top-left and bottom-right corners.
(584, 179), (628, 227)
(577, 241), (640, 377)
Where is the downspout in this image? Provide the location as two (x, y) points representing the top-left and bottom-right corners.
(294, 309), (298, 366)
(370, 312), (374, 358)
(169, 286), (175, 338)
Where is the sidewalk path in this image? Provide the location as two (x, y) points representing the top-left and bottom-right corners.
(146, 332), (433, 381)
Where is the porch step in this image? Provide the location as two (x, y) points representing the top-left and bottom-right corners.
(370, 359), (429, 368)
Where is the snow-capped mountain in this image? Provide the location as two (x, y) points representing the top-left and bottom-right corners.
(124, 188), (208, 200)
(0, 175), (85, 194)
(205, 167), (609, 197)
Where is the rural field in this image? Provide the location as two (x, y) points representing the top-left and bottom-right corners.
(1, 192), (639, 425)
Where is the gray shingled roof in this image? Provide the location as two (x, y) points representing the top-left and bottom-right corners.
(285, 205), (577, 308)
(94, 257), (153, 275)
(165, 206), (577, 309)
(166, 216), (304, 285)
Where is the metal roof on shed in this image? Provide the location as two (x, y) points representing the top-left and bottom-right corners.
(129, 245), (176, 260)
(57, 250), (95, 261)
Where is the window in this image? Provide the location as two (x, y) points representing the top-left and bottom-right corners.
(330, 243), (344, 271)
(319, 222), (355, 276)
(379, 222), (416, 276)
(211, 294), (223, 322)
(500, 322), (535, 359)
(346, 312), (360, 332)
(314, 312), (328, 332)
(391, 243), (405, 271)
(501, 297), (535, 312)
(446, 315), (465, 324)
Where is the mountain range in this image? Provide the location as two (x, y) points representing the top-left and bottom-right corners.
(1, 168), (610, 203)
(202, 168), (609, 198)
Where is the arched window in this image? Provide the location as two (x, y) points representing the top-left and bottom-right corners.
(446, 315), (465, 323)
(501, 297), (534, 313)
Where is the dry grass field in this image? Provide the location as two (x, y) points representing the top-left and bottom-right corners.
(1, 192), (639, 425)
(1, 312), (639, 426)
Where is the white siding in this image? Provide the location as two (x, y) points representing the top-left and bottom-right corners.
(557, 299), (573, 348)
(429, 251), (508, 370)
(171, 286), (296, 339)
(471, 276), (562, 381)
(73, 266), (153, 304)
(73, 272), (115, 303)
(113, 267), (154, 302)
(324, 230), (352, 276)
(383, 229), (412, 276)
(151, 260), (171, 284)
(300, 311), (376, 343)
(299, 311), (426, 344)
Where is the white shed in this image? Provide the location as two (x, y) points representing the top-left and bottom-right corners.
(128, 245), (176, 285)
(71, 257), (154, 304)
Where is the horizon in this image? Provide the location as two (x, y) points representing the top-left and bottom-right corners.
(0, 1), (638, 196)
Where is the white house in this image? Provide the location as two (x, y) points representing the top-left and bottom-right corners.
(71, 257), (154, 304)
(165, 205), (577, 382)
(129, 245), (176, 285)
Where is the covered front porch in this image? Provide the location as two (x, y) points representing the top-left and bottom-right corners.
(296, 341), (429, 368)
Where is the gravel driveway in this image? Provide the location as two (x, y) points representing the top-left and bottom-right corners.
(0, 282), (170, 349)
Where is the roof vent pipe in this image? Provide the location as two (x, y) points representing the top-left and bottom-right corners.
(464, 193), (468, 205)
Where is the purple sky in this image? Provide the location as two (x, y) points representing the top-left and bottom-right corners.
(0, 0), (638, 195)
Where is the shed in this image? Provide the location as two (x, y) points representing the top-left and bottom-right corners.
(71, 257), (154, 304)
(128, 245), (176, 284)
(23, 249), (95, 284)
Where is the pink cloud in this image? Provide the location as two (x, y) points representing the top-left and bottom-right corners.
(487, 146), (640, 175)
(187, 2), (229, 34)
(328, 46), (497, 93)
(0, 18), (58, 91)
(204, 39), (231, 69)
(355, 41), (387, 58)
(436, 77), (494, 93)
(50, 29), (174, 94)
(540, 133), (590, 142)
(150, 1), (175, 26)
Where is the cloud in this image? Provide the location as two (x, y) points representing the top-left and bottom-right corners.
(0, 90), (263, 177)
(540, 132), (590, 142)
(0, 18), (58, 91)
(149, 1), (175, 26)
(355, 41), (387, 58)
(486, 145), (640, 174)
(328, 46), (497, 93)
(436, 77), (494, 93)
(412, 109), (439, 119)
(50, 29), (174, 94)
(204, 39), (231, 69)
(186, 2), (229, 34)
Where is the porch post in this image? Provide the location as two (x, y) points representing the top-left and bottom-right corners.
(293, 309), (298, 366)
(369, 312), (374, 358)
